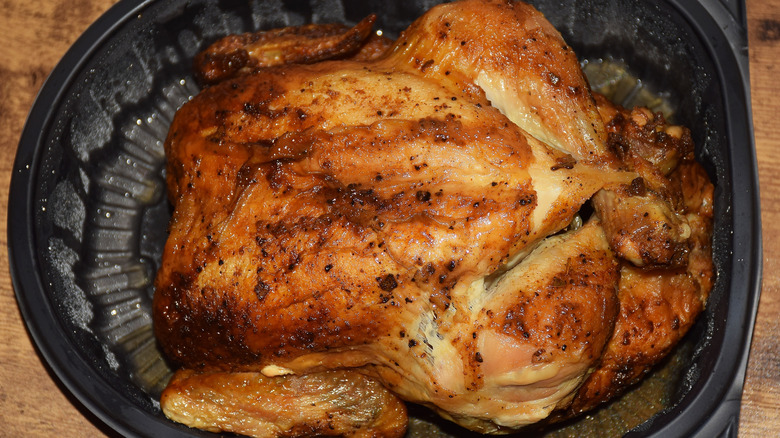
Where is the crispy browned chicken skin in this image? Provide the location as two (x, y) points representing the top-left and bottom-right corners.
(154, 0), (713, 435)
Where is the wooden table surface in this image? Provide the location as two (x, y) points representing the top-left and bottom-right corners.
(1, 0), (777, 436)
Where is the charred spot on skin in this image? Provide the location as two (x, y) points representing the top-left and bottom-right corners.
(254, 280), (271, 302)
(654, 130), (669, 144)
(614, 365), (635, 384)
(416, 190), (432, 202)
(606, 132), (629, 159)
(628, 177), (647, 196)
(377, 274), (398, 292)
(551, 154), (577, 171)
(518, 193), (536, 206)
(475, 352), (483, 363)
(236, 164), (261, 189)
(288, 254), (301, 271)
(243, 101), (270, 117)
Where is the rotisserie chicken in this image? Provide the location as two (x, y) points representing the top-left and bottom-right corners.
(153, 0), (714, 436)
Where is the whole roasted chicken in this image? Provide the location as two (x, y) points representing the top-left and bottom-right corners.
(154, 0), (714, 436)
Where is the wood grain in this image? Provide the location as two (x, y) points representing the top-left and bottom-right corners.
(0, 0), (777, 437)
(0, 2), (120, 436)
(741, 1), (780, 436)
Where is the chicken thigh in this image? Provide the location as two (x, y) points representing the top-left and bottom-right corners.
(154, 0), (713, 435)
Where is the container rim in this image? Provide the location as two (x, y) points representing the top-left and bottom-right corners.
(7, 1), (761, 437)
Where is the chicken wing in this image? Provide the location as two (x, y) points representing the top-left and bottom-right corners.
(193, 15), (390, 86)
(161, 369), (407, 438)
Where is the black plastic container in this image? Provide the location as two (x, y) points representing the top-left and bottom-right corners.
(8, 0), (760, 437)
